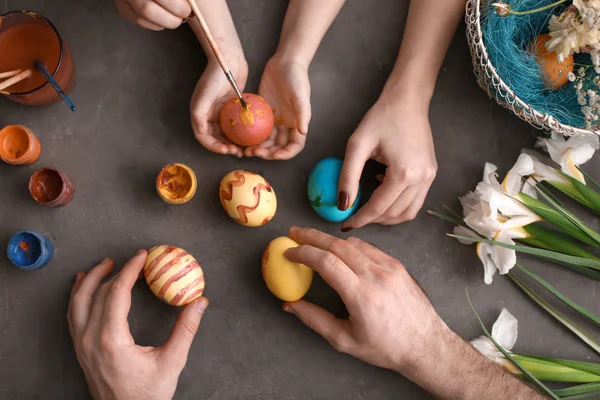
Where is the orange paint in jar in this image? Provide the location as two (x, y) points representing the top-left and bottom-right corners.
(0, 11), (75, 105)
(0, 125), (41, 165)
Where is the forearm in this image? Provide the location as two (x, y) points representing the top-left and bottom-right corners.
(275, 0), (346, 65)
(399, 324), (545, 400)
(381, 0), (466, 111)
(188, 0), (246, 70)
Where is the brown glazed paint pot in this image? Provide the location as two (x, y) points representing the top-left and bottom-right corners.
(29, 167), (74, 207)
(0, 125), (41, 165)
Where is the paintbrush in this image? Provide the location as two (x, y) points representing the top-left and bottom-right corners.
(186, 0), (248, 110)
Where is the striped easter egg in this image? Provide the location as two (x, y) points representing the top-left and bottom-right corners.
(144, 245), (205, 306)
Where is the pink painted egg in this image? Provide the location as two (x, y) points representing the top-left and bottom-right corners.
(219, 170), (277, 227)
(144, 245), (205, 306)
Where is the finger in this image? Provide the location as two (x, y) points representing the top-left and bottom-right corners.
(342, 178), (406, 230)
(288, 226), (371, 276)
(70, 259), (114, 337)
(128, 0), (183, 29)
(338, 135), (375, 211)
(115, 0), (165, 31)
(102, 250), (147, 332)
(273, 128), (306, 160)
(345, 237), (403, 270)
(372, 185), (420, 225)
(293, 92), (311, 135)
(161, 297), (209, 369)
(283, 300), (353, 353)
(154, 0), (191, 18)
(386, 184), (431, 225)
(67, 272), (86, 338)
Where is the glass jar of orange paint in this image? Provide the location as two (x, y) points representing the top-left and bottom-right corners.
(0, 11), (75, 106)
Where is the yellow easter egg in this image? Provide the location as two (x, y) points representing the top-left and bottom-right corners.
(144, 245), (205, 306)
(262, 237), (313, 301)
(156, 163), (197, 205)
(219, 170), (277, 227)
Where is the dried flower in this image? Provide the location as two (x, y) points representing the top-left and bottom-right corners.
(568, 71), (577, 82)
(546, 4), (600, 58)
(492, 2), (511, 17)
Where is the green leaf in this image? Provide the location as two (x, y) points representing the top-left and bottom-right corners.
(518, 193), (600, 248)
(522, 224), (600, 260)
(545, 261), (600, 281)
(427, 210), (465, 227)
(555, 382), (600, 397)
(508, 273), (600, 356)
(520, 355), (600, 378)
(515, 263), (600, 328)
(512, 355), (600, 383)
(546, 179), (597, 211)
(578, 166), (600, 192)
(465, 289), (559, 399)
(565, 174), (600, 215)
(448, 234), (600, 270)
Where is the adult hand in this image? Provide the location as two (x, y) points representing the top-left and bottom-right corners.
(68, 250), (209, 400)
(283, 227), (446, 372)
(245, 55), (311, 160)
(114, 0), (191, 31)
(191, 60), (248, 158)
(338, 97), (437, 230)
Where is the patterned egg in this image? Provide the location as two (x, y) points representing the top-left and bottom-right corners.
(219, 170), (277, 227)
(262, 236), (313, 301)
(144, 245), (205, 306)
(308, 157), (360, 222)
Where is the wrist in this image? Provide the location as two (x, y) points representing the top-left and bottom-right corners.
(272, 47), (312, 69)
(379, 79), (432, 115)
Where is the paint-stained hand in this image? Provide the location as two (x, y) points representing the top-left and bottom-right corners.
(67, 250), (209, 400)
(283, 227), (448, 373)
(246, 55), (310, 160)
(114, 0), (191, 31)
(338, 98), (437, 229)
(191, 61), (248, 158)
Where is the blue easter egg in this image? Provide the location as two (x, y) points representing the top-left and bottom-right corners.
(307, 157), (360, 222)
(7, 230), (53, 270)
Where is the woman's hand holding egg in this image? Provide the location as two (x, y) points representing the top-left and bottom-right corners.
(282, 227), (450, 374)
(338, 96), (437, 229)
(245, 54), (311, 160)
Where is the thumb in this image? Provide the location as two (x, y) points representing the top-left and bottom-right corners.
(161, 297), (209, 368)
(293, 89), (311, 135)
(338, 134), (373, 211)
(284, 300), (353, 353)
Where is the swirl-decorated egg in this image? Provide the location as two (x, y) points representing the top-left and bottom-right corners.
(308, 157), (360, 222)
(144, 245), (205, 306)
(262, 237), (313, 301)
(219, 170), (277, 227)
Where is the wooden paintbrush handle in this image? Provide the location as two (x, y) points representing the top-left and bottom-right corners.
(0, 69), (23, 79)
(186, 0), (230, 74)
(0, 69), (32, 92)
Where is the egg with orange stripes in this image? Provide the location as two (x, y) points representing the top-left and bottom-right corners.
(219, 170), (277, 227)
(143, 245), (205, 306)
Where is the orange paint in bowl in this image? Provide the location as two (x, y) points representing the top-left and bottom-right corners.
(0, 125), (41, 165)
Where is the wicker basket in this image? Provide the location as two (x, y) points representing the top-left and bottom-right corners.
(465, 0), (599, 136)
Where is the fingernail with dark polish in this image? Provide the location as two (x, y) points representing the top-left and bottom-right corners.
(341, 226), (353, 233)
(338, 191), (349, 211)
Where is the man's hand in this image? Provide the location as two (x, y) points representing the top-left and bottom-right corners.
(68, 250), (209, 400)
(114, 0), (191, 31)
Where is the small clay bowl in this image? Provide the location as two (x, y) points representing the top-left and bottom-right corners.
(156, 163), (197, 204)
(0, 125), (41, 165)
(29, 167), (74, 207)
(7, 230), (53, 270)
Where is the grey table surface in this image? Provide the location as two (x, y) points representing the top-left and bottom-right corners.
(1, 1), (600, 399)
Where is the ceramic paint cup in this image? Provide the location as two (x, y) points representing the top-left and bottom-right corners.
(7, 230), (53, 270)
(156, 163), (197, 204)
(0, 125), (41, 165)
(29, 167), (74, 207)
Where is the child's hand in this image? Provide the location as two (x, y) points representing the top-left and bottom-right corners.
(114, 0), (191, 31)
(191, 60), (248, 158)
(245, 55), (311, 160)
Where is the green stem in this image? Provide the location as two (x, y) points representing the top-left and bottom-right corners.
(509, 0), (567, 15)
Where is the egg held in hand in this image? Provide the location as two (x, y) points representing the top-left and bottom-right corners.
(219, 170), (277, 227)
(219, 93), (274, 146)
(144, 245), (205, 306)
(308, 157), (360, 222)
(530, 34), (574, 90)
(262, 237), (313, 302)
